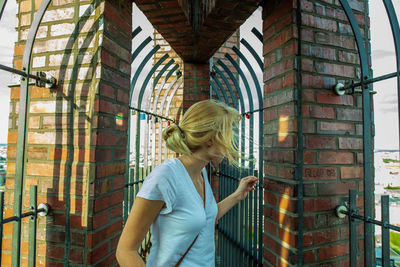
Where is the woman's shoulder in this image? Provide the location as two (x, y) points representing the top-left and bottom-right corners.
(146, 158), (183, 183)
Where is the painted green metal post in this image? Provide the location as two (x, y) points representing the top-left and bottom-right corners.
(28, 185), (37, 267)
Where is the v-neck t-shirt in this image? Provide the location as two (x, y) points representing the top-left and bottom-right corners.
(136, 158), (218, 267)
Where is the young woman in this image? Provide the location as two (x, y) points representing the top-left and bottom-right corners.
(116, 100), (258, 267)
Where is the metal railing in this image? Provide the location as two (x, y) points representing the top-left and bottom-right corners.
(217, 164), (262, 267)
(0, 173), (50, 266)
(335, 189), (400, 267)
(124, 166), (151, 259)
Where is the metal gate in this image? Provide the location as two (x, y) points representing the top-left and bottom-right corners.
(332, 0), (400, 266)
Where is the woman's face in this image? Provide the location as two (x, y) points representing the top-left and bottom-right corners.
(207, 140), (225, 166)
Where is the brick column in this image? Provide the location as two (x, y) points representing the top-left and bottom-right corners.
(262, 0), (368, 266)
(5, 0), (131, 265)
(182, 62), (210, 112)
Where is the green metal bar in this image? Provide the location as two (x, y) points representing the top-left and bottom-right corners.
(12, 0), (52, 265)
(125, 179), (144, 188)
(210, 80), (223, 101)
(228, 165), (233, 267)
(0, 0), (7, 20)
(295, 1), (304, 265)
(141, 54), (170, 167)
(129, 107), (174, 123)
(251, 27), (263, 43)
(349, 190), (357, 267)
(131, 26), (142, 39)
(150, 63), (178, 164)
(130, 44), (160, 208)
(339, 1), (373, 266)
(131, 37), (152, 63)
(210, 74), (229, 103)
(224, 54), (254, 168)
(0, 64), (52, 82)
(212, 65), (238, 109)
(163, 78), (183, 159)
(28, 186), (37, 267)
(341, 70), (400, 90)
(381, 195), (390, 267)
(143, 53), (171, 166)
(217, 60), (247, 167)
(216, 60), (245, 114)
(225, 52), (254, 159)
(159, 74), (181, 160)
(124, 27), (147, 222)
(240, 39), (263, 71)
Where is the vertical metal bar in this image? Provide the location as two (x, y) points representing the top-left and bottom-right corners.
(235, 173), (239, 267)
(28, 185), (37, 267)
(253, 170), (258, 261)
(230, 167), (234, 267)
(338, 2), (374, 266)
(220, 165), (225, 266)
(295, 0), (304, 265)
(245, 168), (250, 257)
(381, 195), (390, 267)
(224, 53), (254, 166)
(349, 189), (357, 267)
(140, 54), (169, 167)
(12, 1), (52, 266)
(239, 167), (245, 264)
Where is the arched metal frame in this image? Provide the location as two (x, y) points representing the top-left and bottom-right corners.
(210, 27), (264, 266)
(124, 27), (183, 220)
(0, 0), (399, 266)
(0, 0), (54, 266)
(331, 1), (400, 267)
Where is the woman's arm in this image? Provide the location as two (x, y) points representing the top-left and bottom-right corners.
(216, 176), (258, 220)
(116, 197), (165, 267)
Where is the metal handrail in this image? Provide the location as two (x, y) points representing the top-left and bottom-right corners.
(1, 203), (50, 225)
(0, 63), (57, 88)
(336, 204), (400, 232)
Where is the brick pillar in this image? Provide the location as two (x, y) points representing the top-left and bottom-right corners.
(5, 0), (131, 265)
(182, 62), (210, 112)
(262, 0), (368, 266)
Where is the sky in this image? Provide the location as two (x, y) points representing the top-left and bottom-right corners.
(0, 2), (399, 151)
(0, 0), (17, 144)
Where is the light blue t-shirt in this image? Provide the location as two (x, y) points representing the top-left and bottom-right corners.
(136, 158), (218, 267)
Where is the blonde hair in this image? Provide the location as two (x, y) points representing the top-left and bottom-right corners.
(162, 100), (242, 164)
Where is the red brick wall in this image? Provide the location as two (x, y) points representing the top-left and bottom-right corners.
(5, 0), (131, 265)
(262, 0), (369, 265)
(182, 62), (210, 111)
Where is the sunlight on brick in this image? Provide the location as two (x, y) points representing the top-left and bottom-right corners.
(278, 115), (289, 142)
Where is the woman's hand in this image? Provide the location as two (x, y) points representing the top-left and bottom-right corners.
(234, 176), (258, 201)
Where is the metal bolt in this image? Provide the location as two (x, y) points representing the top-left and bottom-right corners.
(333, 83), (345, 96)
(38, 203), (50, 216)
(335, 204), (348, 219)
